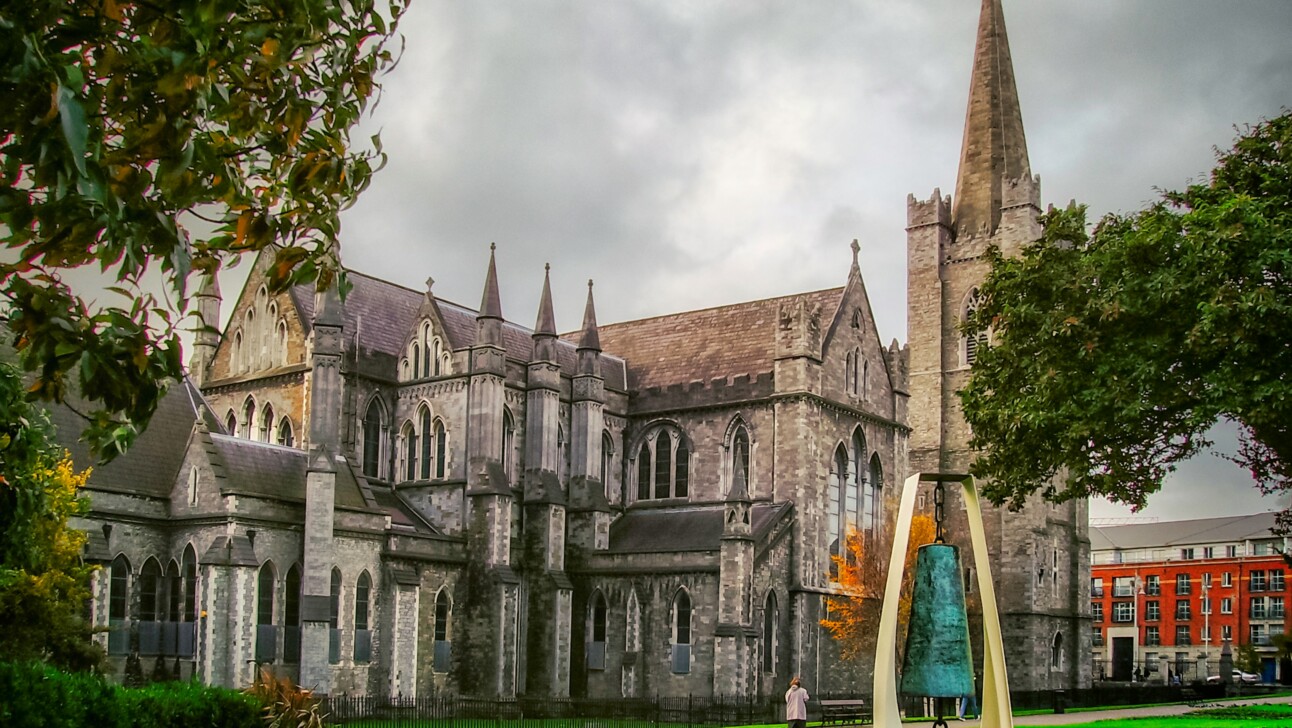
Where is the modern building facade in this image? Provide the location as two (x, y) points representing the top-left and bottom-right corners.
(61, 0), (1088, 699)
(1090, 512), (1289, 684)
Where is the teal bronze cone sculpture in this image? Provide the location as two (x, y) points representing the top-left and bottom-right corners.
(900, 543), (974, 698)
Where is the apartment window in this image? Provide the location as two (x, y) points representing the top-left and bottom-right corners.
(1255, 541), (1273, 556)
(1225, 545), (1238, 558)
(1200, 625), (1211, 642)
(1203, 546), (1214, 559)
(1092, 626), (1103, 646)
(1175, 600), (1191, 620)
(1180, 548), (1195, 560)
(1252, 624), (1269, 646)
(1175, 574), (1191, 595)
(1145, 575), (1161, 596)
(1200, 596), (1211, 615)
(1222, 572), (1233, 588)
(1272, 596), (1286, 619)
(1113, 576), (1135, 598)
(1272, 570), (1286, 592)
(1113, 602), (1134, 623)
(1220, 597), (1233, 615)
(1145, 625), (1160, 646)
(1091, 578), (1104, 598)
(1202, 573), (1212, 588)
(1091, 602), (1104, 623)
(1175, 625), (1191, 646)
(1251, 596), (1268, 620)
(1221, 625), (1232, 641)
(1251, 570), (1267, 592)
(1145, 601), (1160, 621)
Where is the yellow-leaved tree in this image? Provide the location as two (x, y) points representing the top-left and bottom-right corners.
(821, 515), (937, 661)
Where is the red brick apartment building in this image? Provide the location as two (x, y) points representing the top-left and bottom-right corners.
(1091, 512), (1289, 684)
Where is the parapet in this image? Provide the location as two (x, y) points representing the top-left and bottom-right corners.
(633, 371), (776, 411)
(1002, 173), (1042, 212)
(907, 189), (953, 229)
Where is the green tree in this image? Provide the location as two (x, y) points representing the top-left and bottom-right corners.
(1, 0), (405, 457)
(0, 359), (103, 671)
(1234, 643), (1261, 675)
(960, 112), (1292, 523)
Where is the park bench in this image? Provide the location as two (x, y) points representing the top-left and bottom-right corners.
(819, 699), (871, 725)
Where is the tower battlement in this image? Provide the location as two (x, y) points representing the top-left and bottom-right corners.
(906, 189), (953, 230)
(1002, 173), (1042, 212)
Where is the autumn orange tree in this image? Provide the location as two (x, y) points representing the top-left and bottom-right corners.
(821, 515), (936, 661)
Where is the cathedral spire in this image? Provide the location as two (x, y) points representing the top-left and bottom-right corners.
(535, 264), (556, 336)
(479, 243), (503, 321)
(533, 264), (557, 362)
(952, 0), (1032, 240)
(578, 280), (601, 352)
(476, 244), (504, 348)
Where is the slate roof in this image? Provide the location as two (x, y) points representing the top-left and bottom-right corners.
(46, 378), (219, 498)
(590, 288), (843, 392)
(1090, 512), (1280, 552)
(607, 502), (790, 554)
(209, 435), (370, 510)
(370, 486), (440, 535)
(292, 269), (627, 390)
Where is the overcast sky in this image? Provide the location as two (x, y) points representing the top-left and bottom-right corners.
(153, 1), (1284, 521)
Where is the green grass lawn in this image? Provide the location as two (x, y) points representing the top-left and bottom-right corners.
(1016, 703), (1292, 728)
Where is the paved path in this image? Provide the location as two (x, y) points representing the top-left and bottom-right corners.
(941, 693), (1292, 726)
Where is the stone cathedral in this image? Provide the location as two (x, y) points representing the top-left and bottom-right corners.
(65, 0), (1089, 699)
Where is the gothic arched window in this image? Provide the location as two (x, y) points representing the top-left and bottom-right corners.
(362, 400), (385, 478)
(869, 453), (884, 535)
(601, 431), (614, 499)
(418, 406), (433, 480)
(635, 426), (690, 501)
(259, 403), (274, 443)
(731, 426), (750, 494)
(285, 564), (301, 663)
(400, 421), (417, 482)
(354, 571), (372, 663)
(277, 417), (294, 448)
(434, 419), (448, 479)
(255, 561), (276, 662)
(108, 555), (130, 655)
(963, 287), (990, 366)
(433, 590), (452, 672)
(853, 429), (870, 533)
(763, 591), (779, 674)
(328, 568), (342, 664)
(671, 589), (692, 674)
(502, 409), (515, 485)
(587, 590), (608, 670)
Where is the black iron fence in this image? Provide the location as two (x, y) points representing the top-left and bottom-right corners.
(320, 685), (1236, 727)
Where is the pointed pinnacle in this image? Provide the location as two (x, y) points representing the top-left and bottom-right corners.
(535, 263), (557, 336)
(579, 279), (601, 351)
(479, 244), (502, 320)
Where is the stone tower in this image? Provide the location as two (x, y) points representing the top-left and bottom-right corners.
(905, 0), (1091, 690)
(521, 265), (574, 697)
(461, 245), (522, 697)
(300, 277), (345, 694)
(188, 271), (221, 386)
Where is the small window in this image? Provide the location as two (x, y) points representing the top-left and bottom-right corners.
(256, 562), (277, 662)
(732, 427), (750, 494)
(419, 407), (433, 480)
(362, 400), (385, 478)
(354, 572), (372, 663)
(762, 591), (778, 674)
(433, 590), (452, 672)
(963, 288), (989, 366)
(587, 591), (608, 671)
(277, 417), (294, 447)
(434, 420), (448, 479)
(329, 568), (342, 664)
(671, 590), (692, 674)
(284, 565), (302, 663)
(1050, 632), (1063, 670)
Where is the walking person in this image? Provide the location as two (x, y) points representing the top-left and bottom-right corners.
(785, 676), (809, 728)
(956, 689), (977, 721)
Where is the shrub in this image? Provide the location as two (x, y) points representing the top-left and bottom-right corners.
(0, 661), (261, 728)
(244, 667), (326, 728)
